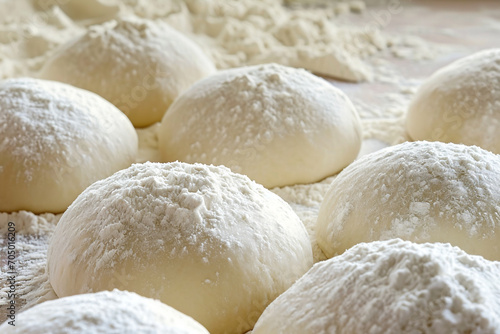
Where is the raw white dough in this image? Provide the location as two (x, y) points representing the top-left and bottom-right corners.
(316, 141), (500, 260)
(47, 162), (313, 334)
(0, 78), (137, 214)
(59, 0), (119, 22)
(406, 48), (500, 154)
(39, 17), (216, 127)
(0, 290), (209, 334)
(253, 239), (500, 334)
(159, 63), (362, 188)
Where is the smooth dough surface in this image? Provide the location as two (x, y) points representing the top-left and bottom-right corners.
(406, 48), (500, 154)
(47, 162), (313, 334)
(0, 77), (137, 214)
(57, 0), (119, 21)
(159, 63), (362, 188)
(39, 17), (216, 127)
(316, 141), (500, 260)
(253, 239), (500, 334)
(0, 290), (209, 334)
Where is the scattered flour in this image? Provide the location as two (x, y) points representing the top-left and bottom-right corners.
(252, 239), (500, 334)
(0, 0), (437, 82)
(0, 211), (60, 323)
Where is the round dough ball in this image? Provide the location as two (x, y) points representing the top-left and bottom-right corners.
(0, 290), (209, 334)
(253, 239), (500, 334)
(159, 63), (362, 188)
(406, 49), (500, 154)
(316, 141), (500, 260)
(0, 78), (137, 214)
(59, 0), (119, 22)
(47, 162), (313, 334)
(34, 0), (119, 21)
(39, 17), (216, 128)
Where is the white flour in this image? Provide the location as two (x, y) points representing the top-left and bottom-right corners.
(0, 211), (59, 313)
(0, 0), (436, 82)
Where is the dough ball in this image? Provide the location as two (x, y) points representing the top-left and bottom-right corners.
(253, 239), (500, 334)
(316, 141), (500, 260)
(0, 290), (209, 334)
(34, 0), (119, 21)
(39, 17), (216, 128)
(158, 63), (362, 188)
(59, 0), (119, 22)
(0, 78), (137, 214)
(406, 49), (500, 154)
(47, 162), (313, 334)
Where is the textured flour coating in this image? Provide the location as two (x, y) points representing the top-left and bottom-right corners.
(0, 290), (209, 334)
(316, 141), (500, 260)
(0, 77), (137, 213)
(159, 63), (362, 188)
(0, 0), (428, 83)
(47, 162), (313, 334)
(407, 48), (500, 154)
(39, 17), (216, 127)
(186, 0), (378, 81)
(252, 239), (500, 334)
(0, 211), (58, 235)
(0, 212), (59, 315)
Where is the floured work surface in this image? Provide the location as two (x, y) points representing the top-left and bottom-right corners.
(0, 0), (499, 327)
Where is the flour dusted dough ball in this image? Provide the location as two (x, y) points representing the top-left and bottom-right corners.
(316, 141), (500, 260)
(407, 49), (500, 154)
(47, 162), (313, 334)
(159, 63), (362, 188)
(0, 78), (137, 214)
(253, 239), (500, 334)
(0, 290), (209, 334)
(58, 0), (119, 21)
(39, 17), (216, 127)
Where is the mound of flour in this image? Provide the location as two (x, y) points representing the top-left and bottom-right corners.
(0, 0), (435, 82)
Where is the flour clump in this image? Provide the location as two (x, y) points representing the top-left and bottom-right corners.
(252, 239), (500, 334)
(0, 77), (137, 214)
(159, 63), (362, 188)
(47, 161), (313, 334)
(39, 17), (216, 127)
(316, 141), (500, 261)
(406, 49), (500, 154)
